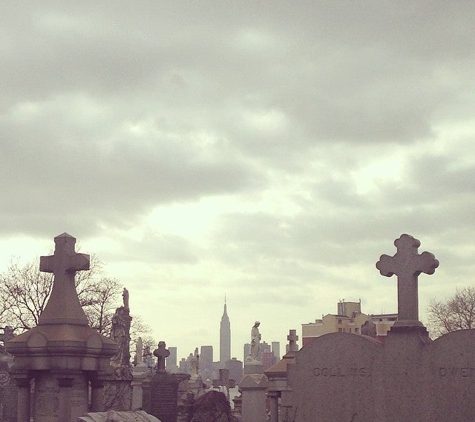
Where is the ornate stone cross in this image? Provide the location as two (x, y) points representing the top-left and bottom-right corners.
(38, 233), (90, 326)
(376, 234), (439, 327)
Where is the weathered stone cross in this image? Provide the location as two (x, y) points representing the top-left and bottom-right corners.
(38, 233), (90, 326)
(287, 329), (299, 353)
(154, 341), (170, 373)
(376, 234), (438, 327)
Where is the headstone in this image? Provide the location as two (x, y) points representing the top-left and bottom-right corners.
(142, 342), (178, 422)
(286, 234), (475, 422)
(154, 342), (170, 373)
(147, 373), (178, 422)
(289, 332), (383, 421)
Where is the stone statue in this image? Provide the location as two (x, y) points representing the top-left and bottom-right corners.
(249, 321), (261, 361)
(110, 303), (132, 379)
(143, 345), (154, 368)
(189, 347), (200, 379)
(122, 287), (129, 310)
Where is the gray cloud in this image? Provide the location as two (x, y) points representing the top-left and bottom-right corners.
(1, 1), (475, 357)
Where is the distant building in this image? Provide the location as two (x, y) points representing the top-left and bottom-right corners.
(243, 343), (251, 361)
(220, 297), (231, 367)
(272, 341), (280, 361)
(262, 349), (276, 371)
(166, 346), (178, 372)
(302, 300), (397, 346)
(200, 345), (214, 380)
(201, 345), (213, 369)
(179, 357), (187, 373)
(227, 357), (243, 382)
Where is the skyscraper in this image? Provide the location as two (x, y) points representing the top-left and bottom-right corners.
(220, 297), (231, 366)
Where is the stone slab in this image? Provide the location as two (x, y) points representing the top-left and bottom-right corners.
(288, 329), (475, 422)
(78, 410), (161, 421)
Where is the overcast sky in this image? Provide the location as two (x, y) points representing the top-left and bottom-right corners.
(1, 1), (475, 362)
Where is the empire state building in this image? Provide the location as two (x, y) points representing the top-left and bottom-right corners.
(220, 298), (231, 366)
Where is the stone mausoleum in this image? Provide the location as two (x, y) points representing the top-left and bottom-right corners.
(6, 233), (117, 422)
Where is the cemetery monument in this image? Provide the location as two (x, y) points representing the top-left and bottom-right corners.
(288, 233), (475, 422)
(6, 233), (118, 422)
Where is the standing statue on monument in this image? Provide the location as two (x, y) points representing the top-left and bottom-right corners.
(249, 321), (261, 361)
(189, 347), (200, 379)
(110, 287), (132, 379)
(122, 287), (129, 310)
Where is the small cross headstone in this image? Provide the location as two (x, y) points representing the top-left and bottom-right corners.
(376, 234), (438, 327)
(146, 342), (178, 422)
(153, 341), (170, 373)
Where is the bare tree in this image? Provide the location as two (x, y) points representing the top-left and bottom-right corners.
(427, 286), (475, 338)
(0, 256), (121, 333)
(81, 276), (122, 335)
(129, 314), (153, 357)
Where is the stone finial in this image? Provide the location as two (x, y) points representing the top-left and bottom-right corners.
(376, 234), (439, 328)
(38, 233), (90, 326)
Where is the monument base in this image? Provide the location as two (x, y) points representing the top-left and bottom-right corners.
(244, 362), (263, 375)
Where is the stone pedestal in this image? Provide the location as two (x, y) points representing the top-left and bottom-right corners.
(104, 379), (132, 411)
(131, 370), (148, 410)
(239, 363), (268, 422)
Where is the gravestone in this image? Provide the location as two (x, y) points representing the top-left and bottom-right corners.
(289, 332), (384, 421)
(142, 342), (179, 422)
(288, 234), (475, 422)
(147, 372), (178, 422)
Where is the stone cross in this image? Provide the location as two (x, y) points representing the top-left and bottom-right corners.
(376, 234), (438, 327)
(153, 341), (170, 373)
(38, 233), (90, 326)
(287, 329), (299, 353)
